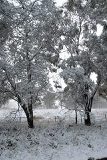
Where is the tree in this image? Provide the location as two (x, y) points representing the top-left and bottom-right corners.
(59, 0), (102, 125)
(0, 0), (60, 128)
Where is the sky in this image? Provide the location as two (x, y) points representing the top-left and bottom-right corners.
(55, 0), (67, 7)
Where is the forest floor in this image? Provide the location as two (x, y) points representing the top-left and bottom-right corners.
(0, 101), (107, 160)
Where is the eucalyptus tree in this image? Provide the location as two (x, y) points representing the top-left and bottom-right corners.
(0, 0), (61, 128)
(59, 0), (102, 125)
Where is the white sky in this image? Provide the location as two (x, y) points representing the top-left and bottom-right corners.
(97, 24), (103, 36)
(55, 0), (67, 7)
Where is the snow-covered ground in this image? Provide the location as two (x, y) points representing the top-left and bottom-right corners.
(0, 100), (107, 160)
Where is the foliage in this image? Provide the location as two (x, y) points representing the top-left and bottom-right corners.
(0, 0), (60, 127)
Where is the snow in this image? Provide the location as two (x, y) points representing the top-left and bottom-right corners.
(0, 100), (107, 160)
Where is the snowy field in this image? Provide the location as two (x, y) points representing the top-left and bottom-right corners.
(0, 100), (107, 160)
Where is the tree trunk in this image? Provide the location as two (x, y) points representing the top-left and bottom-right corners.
(17, 95), (34, 128)
(85, 111), (91, 126)
(84, 91), (91, 126)
(23, 105), (34, 128)
(21, 103), (34, 128)
(88, 96), (93, 112)
(75, 110), (78, 124)
(84, 97), (93, 126)
(83, 71), (101, 126)
(22, 102), (34, 128)
(28, 102), (34, 128)
(26, 111), (34, 128)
